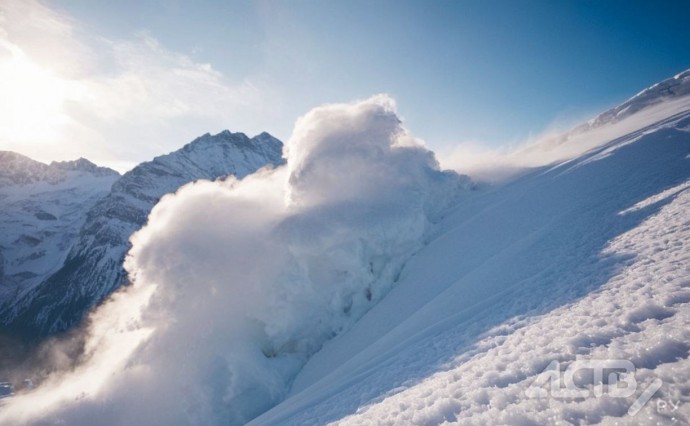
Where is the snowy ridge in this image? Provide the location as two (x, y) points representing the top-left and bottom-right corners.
(2, 131), (284, 336)
(49, 158), (121, 177)
(586, 69), (690, 128)
(0, 151), (55, 186)
(0, 152), (117, 187)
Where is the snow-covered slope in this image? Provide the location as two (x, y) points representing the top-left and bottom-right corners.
(253, 74), (690, 425)
(0, 153), (119, 314)
(2, 131), (284, 336)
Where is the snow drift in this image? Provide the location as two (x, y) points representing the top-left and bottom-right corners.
(0, 95), (467, 424)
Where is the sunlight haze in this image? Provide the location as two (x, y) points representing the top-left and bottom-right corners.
(1, 0), (689, 171)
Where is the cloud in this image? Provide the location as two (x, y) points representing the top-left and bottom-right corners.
(0, 0), (267, 172)
(0, 95), (469, 425)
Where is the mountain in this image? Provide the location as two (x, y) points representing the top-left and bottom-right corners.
(512, 69), (690, 170)
(252, 73), (690, 424)
(588, 68), (690, 127)
(0, 153), (119, 313)
(1, 131), (284, 337)
(0, 152), (117, 187)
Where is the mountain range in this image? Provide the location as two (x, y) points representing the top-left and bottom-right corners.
(0, 131), (284, 337)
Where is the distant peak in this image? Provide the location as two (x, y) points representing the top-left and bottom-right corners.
(146, 130), (284, 171)
(50, 158), (120, 177)
(204, 129), (248, 139)
(0, 151), (51, 186)
(0, 151), (117, 185)
(0, 150), (41, 164)
(254, 131), (276, 139)
(51, 157), (96, 168)
(586, 68), (690, 128)
(188, 130), (249, 145)
(673, 68), (690, 81)
(182, 130), (282, 152)
(219, 129), (249, 139)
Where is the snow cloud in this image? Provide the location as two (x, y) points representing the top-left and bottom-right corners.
(0, 96), (468, 425)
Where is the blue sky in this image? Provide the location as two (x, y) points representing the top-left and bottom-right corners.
(1, 0), (689, 170)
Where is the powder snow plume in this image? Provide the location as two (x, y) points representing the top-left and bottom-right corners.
(0, 95), (468, 425)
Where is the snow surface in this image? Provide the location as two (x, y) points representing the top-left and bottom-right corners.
(2, 70), (690, 425)
(307, 182), (690, 425)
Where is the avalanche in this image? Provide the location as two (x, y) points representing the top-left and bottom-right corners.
(0, 95), (468, 425)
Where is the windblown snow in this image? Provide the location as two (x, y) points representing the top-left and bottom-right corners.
(2, 70), (690, 426)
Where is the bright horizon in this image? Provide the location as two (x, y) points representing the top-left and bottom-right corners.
(1, 0), (689, 173)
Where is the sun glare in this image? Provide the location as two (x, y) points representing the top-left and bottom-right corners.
(0, 40), (76, 147)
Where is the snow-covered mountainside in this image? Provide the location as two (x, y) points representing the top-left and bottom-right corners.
(253, 74), (690, 425)
(0, 153), (119, 314)
(2, 131), (284, 336)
